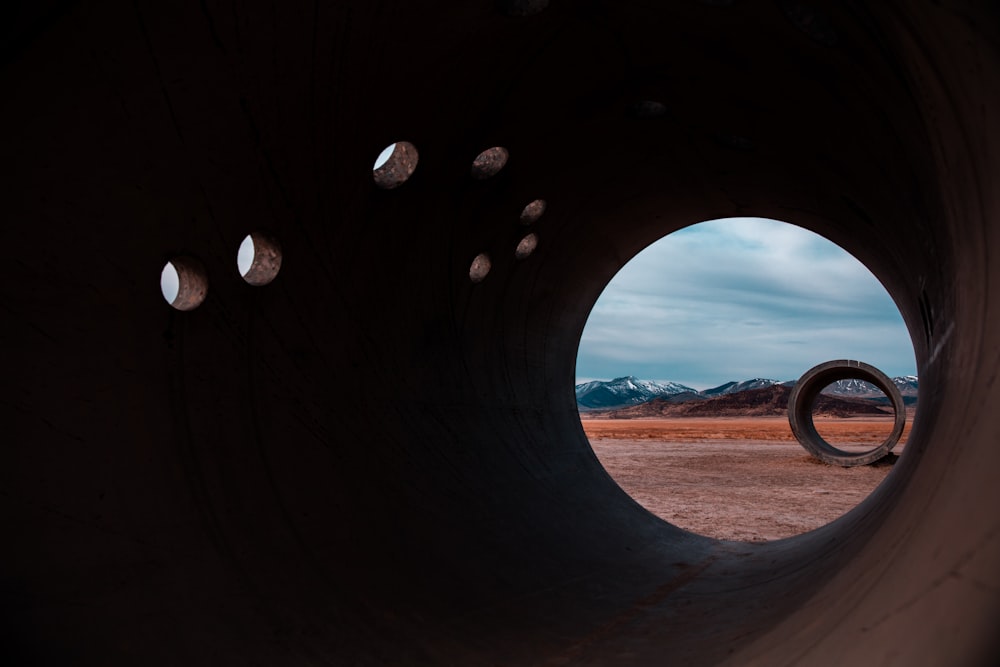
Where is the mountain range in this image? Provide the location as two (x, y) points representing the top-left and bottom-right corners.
(576, 375), (918, 411)
(573, 376), (699, 410)
(601, 385), (895, 419)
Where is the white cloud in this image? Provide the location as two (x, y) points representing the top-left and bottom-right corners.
(576, 217), (916, 388)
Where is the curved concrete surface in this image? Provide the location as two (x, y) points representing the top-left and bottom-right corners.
(2, 1), (998, 664)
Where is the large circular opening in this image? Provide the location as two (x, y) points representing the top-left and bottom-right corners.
(576, 217), (917, 542)
(813, 382), (895, 451)
(812, 374), (918, 451)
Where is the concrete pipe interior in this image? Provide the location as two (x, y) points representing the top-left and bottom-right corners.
(2, 1), (998, 665)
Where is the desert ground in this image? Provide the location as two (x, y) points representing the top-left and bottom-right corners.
(582, 415), (913, 542)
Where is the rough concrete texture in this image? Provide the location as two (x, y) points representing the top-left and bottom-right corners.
(2, 1), (998, 665)
(242, 232), (282, 287)
(166, 256), (209, 311)
(373, 141), (419, 189)
(519, 198), (547, 224)
(471, 146), (510, 180)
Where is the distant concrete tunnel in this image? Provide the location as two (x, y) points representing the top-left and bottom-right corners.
(3, 1), (998, 664)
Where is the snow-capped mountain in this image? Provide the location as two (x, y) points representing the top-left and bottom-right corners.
(577, 375), (918, 411)
(605, 384), (892, 419)
(822, 376), (919, 399)
(575, 376), (698, 410)
(702, 378), (784, 397)
(894, 375), (920, 394)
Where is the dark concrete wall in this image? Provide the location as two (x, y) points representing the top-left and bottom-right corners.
(2, 1), (997, 664)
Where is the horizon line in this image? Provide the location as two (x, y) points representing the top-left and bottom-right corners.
(575, 373), (919, 392)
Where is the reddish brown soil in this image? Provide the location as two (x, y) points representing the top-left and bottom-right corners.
(582, 416), (912, 542)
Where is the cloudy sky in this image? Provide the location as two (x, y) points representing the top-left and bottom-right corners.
(576, 217), (917, 390)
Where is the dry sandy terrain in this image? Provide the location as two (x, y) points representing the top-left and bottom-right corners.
(582, 416), (912, 542)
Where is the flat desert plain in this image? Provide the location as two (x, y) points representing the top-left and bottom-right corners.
(582, 415), (913, 542)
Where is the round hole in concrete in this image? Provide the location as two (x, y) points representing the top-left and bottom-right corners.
(520, 199), (546, 224)
(575, 217), (916, 542)
(471, 147), (509, 180)
(373, 141), (419, 189)
(238, 232), (282, 286)
(469, 253), (492, 283)
(515, 233), (538, 259)
(160, 257), (208, 311)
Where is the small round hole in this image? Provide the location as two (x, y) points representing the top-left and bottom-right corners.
(515, 233), (538, 259)
(469, 253), (492, 283)
(471, 147), (509, 180)
(238, 232), (282, 286)
(160, 257), (207, 311)
(519, 199), (546, 225)
(373, 141), (419, 189)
